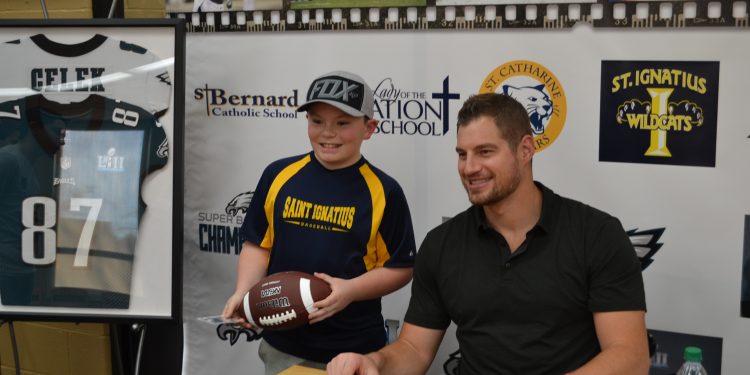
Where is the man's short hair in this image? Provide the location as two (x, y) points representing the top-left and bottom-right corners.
(456, 93), (531, 151)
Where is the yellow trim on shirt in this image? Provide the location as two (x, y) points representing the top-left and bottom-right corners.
(260, 154), (312, 249)
(359, 163), (390, 271)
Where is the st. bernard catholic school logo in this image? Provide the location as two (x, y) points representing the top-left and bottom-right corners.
(599, 61), (719, 167)
(480, 60), (567, 152)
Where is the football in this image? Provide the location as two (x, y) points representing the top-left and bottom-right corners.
(240, 271), (331, 331)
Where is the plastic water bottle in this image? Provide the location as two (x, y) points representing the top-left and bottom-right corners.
(676, 346), (708, 375)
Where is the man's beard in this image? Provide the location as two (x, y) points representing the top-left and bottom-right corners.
(464, 168), (521, 206)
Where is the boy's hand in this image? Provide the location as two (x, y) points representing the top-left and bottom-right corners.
(222, 291), (255, 329)
(308, 272), (355, 324)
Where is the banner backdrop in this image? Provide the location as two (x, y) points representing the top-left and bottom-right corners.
(183, 28), (750, 374)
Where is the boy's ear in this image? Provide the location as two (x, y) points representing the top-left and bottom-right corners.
(363, 118), (378, 140)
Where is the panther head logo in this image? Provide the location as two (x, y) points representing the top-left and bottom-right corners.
(226, 190), (254, 217)
(503, 84), (553, 135)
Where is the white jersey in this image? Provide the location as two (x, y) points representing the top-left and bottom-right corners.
(0, 34), (171, 116)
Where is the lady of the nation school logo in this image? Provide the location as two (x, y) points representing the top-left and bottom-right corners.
(480, 60), (567, 152)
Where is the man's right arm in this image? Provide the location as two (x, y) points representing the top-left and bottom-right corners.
(327, 323), (446, 375)
(222, 240), (269, 324)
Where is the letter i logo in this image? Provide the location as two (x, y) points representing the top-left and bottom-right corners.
(645, 88), (674, 157)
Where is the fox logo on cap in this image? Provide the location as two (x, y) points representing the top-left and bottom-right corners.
(309, 78), (361, 103)
(297, 70), (375, 119)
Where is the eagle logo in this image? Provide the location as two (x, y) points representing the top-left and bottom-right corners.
(156, 136), (169, 158)
(225, 190), (254, 217)
(627, 227), (666, 271)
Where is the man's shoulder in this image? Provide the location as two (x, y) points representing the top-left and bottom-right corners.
(426, 206), (476, 238)
(541, 183), (617, 224)
(558, 194), (617, 224)
(417, 208), (476, 263)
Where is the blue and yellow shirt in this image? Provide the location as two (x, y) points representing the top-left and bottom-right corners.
(239, 151), (416, 362)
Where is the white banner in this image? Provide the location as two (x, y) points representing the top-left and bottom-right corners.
(183, 28), (750, 374)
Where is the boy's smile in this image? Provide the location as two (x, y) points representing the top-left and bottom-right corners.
(306, 103), (377, 170)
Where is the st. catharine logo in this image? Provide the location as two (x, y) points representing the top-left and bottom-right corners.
(599, 61), (719, 167)
(480, 60), (567, 152)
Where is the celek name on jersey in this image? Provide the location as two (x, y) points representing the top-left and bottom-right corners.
(31, 67), (105, 92)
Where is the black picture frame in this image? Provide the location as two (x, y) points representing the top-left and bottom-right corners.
(0, 19), (184, 323)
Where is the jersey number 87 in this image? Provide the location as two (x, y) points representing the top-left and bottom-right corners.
(22, 196), (103, 267)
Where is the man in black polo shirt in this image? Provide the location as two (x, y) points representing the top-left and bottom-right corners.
(327, 93), (650, 375)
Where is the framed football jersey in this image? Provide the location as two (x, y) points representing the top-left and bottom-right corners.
(0, 19), (184, 322)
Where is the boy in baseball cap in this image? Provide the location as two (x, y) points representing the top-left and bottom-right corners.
(224, 71), (416, 374)
(294, 70), (377, 170)
(296, 70), (375, 119)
